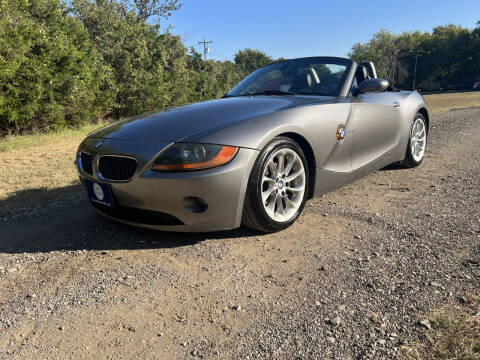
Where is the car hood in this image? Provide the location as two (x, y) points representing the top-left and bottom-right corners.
(89, 96), (335, 142)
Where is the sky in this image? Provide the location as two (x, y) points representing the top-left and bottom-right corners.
(167, 0), (480, 61)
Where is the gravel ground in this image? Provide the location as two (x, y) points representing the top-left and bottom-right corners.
(0, 108), (479, 359)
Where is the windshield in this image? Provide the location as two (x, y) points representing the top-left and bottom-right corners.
(228, 57), (351, 97)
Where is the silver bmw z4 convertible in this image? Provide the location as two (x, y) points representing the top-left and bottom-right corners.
(77, 56), (429, 233)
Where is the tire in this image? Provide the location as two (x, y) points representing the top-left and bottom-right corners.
(242, 137), (309, 232)
(400, 113), (428, 168)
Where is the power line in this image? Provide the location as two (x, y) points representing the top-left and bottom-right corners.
(198, 37), (213, 61)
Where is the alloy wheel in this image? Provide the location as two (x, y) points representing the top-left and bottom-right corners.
(410, 117), (427, 162)
(261, 148), (306, 222)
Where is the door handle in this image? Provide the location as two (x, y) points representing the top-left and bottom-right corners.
(393, 102), (400, 109)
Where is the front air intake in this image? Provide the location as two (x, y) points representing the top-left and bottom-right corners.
(80, 152), (93, 175)
(98, 155), (137, 181)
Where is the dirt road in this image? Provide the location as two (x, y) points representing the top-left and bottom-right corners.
(1, 108), (479, 359)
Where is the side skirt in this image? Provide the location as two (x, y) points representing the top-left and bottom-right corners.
(313, 146), (403, 197)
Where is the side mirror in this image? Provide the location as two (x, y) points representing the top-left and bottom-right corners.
(353, 78), (389, 95)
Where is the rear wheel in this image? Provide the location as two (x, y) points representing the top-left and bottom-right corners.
(242, 137), (309, 232)
(401, 113), (427, 168)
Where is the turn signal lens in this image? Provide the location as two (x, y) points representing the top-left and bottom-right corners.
(151, 143), (238, 172)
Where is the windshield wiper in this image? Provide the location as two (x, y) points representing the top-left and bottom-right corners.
(248, 90), (295, 96)
(294, 91), (329, 97)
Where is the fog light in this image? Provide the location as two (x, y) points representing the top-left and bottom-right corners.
(182, 196), (208, 214)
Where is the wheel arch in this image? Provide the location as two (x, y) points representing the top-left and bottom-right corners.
(278, 132), (316, 199)
(417, 107), (429, 133)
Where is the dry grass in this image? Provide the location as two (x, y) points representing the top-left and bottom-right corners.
(0, 124), (102, 205)
(0, 91), (479, 205)
(424, 91), (480, 114)
(404, 295), (480, 360)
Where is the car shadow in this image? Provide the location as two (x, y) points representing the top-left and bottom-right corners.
(0, 184), (83, 206)
(380, 163), (405, 171)
(0, 186), (263, 255)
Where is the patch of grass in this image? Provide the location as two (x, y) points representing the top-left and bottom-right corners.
(405, 295), (480, 360)
(0, 123), (105, 205)
(424, 91), (480, 114)
(0, 124), (102, 153)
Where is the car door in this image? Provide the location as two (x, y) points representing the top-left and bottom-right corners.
(351, 91), (402, 170)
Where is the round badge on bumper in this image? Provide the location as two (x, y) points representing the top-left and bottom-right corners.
(93, 183), (105, 201)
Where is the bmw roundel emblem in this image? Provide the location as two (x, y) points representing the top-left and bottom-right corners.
(95, 141), (104, 149)
(93, 182), (104, 200)
(336, 127), (345, 141)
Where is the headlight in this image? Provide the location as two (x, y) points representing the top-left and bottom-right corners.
(151, 143), (238, 172)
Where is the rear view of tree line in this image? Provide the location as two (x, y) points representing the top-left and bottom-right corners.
(0, 0), (478, 136)
(349, 23), (480, 91)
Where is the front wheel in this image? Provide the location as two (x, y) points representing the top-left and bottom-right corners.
(242, 137), (309, 232)
(401, 113), (427, 168)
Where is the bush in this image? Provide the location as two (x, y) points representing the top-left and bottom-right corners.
(186, 49), (243, 102)
(72, 0), (189, 118)
(0, 0), (108, 135)
(0, 0), (275, 137)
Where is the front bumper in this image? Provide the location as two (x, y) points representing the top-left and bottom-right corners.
(77, 137), (259, 232)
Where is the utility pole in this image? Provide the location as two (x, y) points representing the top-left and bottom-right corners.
(198, 37), (213, 61)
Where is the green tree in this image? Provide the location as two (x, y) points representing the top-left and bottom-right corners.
(0, 0), (107, 135)
(72, 0), (188, 118)
(234, 49), (273, 76)
(349, 23), (480, 90)
(185, 48), (243, 101)
(349, 29), (405, 86)
(470, 22), (480, 80)
(132, 0), (182, 22)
